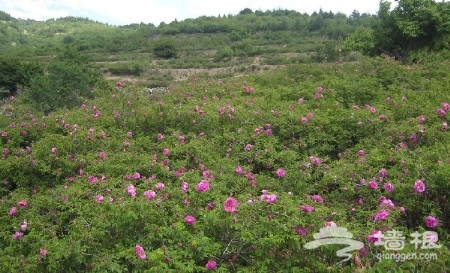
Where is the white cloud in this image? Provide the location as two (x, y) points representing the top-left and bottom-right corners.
(0, 0), (388, 25)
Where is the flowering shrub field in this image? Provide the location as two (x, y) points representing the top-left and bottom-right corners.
(0, 56), (449, 272)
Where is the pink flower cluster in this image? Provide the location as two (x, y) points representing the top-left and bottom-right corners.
(260, 190), (277, 204)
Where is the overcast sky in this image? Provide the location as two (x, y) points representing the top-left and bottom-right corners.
(1, 0), (395, 26)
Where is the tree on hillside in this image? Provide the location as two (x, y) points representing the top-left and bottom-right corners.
(25, 46), (103, 114)
(0, 58), (43, 97)
(152, 38), (178, 59)
(373, 0), (450, 62)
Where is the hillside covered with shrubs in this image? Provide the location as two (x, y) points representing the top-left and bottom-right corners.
(1, 0), (450, 272)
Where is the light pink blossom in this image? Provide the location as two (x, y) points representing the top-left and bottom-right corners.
(127, 184), (136, 197)
(12, 231), (23, 240)
(275, 168), (286, 178)
(8, 207), (17, 216)
(94, 195), (104, 203)
(143, 190), (156, 200)
(181, 182), (189, 193)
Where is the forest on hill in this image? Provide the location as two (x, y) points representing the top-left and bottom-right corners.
(0, 1), (450, 272)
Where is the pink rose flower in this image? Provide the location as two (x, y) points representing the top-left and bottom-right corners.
(184, 215), (196, 225)
(223, 197), (238, 213)
(205, 260), (217, 270)
(135, 245), (147, 259)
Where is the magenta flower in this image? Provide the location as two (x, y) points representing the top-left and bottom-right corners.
(244, 144), (252, 151)
(325, 221), (337, 227)
(184, 215), (196, 225)
(8, 207), (17, 216)
(357, 150), (365, 156)
(414, 180), (426, 193)
(437, 108), (446, 117)
(309, 156), (322, 167)
(127, 131), (133, 138)
(132, 172), (141, 179)
(181, 182), (189, 193)
(235, 166), (243, 174)
(372, 209), (390, 221)
(94, 195), (104, 203)
(163, 148), (170, 155)
(98, 151), (106, 159)
(20, 220), (28, 231)
(311, 194), (324, 204)
(383, 183), (395, 193)
(425, 216), (438, 228)
(260, 193), (277, 204)
(417, 115), (426, 123)
(12, 231), (23, 240)
(39, 248), (48, 257)
(127, 184), (136, 197)
(205, 260), (217, 270)
(143, 190), (156, 200)
(155, 182), (165, 190)
(442, 102), (450, 112)
(196, 180), (210, 192)
(300, 205), (315, 213)
(135, 245), (147, 259)
(223, 197), (238, 213)
(300, 117), (308, 124)
(379, 199), (395, 210)
(17, 200), (28, 208)
(202, 170), (213, 179)
(368, 180), (378, 189)
(379, 168), (387, 178)
(275, 168), (286, 178)
(88, 176), (98, 183)
(51, 147), (57, 154)
(294, 226), (307, 236)
(367, 230), (383, 244)
(157, 133), (164, 141)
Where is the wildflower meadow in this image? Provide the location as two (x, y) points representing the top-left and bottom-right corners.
(0, 56), (449, 272)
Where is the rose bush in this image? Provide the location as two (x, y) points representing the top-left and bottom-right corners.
(0, 57), (448, 272)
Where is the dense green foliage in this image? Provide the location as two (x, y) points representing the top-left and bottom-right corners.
(0, 55), (449, 272)
(0, 58), (43, 96)
(152, 38), (178, 59)
(372, 0), (450, 62)
(0, 2), (450, 272)
(23, 47), (104, 114)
